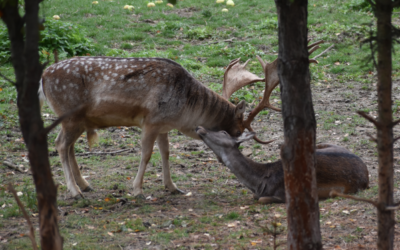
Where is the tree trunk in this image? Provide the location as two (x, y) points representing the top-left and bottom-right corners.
(1, 1), (63, 249)
(274, 0), (322, 249)
(375, 0), (394, 249)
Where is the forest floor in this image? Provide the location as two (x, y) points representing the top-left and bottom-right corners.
(2, 0), (400, 249)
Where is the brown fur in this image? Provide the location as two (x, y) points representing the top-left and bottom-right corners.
(196, 128), (369, 204)
(40, 57), (247, 197)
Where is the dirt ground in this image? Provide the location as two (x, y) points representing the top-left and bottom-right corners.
(1, 76), (400, 249)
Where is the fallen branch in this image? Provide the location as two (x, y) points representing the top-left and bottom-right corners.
(330, 190), (378, 207)
(8, 184), (38, 250)
(202, 38), (235, 46)
(3, 161), (24, 173)
(312, 44), (334, 60)
(75, 148), (132, 157)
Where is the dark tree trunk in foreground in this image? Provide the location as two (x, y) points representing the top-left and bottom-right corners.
(375, 0), (394, 248)
(1, 1), (63, 249)
(274, 0), (322, 249)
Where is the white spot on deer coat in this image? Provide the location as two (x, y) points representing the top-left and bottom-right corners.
(103, 75), (110, 80)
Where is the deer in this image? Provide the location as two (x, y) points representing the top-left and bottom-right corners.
(39, 56), (271, 199)
(39, 40), (327, 199)
(196, 126), (369, 204)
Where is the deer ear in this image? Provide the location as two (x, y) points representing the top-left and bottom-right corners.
(236, 131), (255, 144)
(235, 100), (246, 118)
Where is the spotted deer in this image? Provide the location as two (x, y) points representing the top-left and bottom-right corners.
(196, 126), (369, 204)
(39, 57), (269, 198)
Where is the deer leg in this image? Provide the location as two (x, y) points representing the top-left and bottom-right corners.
(157, 133), (185, 194)
(55, 126), (85, 198)
(69, 145), (92, 192)
(132, 127), (159, 197)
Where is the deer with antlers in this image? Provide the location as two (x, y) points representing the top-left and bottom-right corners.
(39, 57), (268, 198)
(222, 40), (327, 143)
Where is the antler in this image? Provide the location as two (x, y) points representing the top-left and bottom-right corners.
(223, 40), (326, 144)
(222, 58), (264, 99)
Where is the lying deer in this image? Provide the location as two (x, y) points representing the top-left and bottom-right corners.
(196, 126), (369, 204)
(39, 57), (268, 198)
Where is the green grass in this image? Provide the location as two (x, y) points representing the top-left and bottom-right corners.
(1, 0), (399, 249)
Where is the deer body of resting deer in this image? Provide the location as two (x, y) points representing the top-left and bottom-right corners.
(196, 126), (369, 204)
(39, 57), (257, 198)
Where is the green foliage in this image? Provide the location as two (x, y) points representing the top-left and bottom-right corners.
(0, 19), (95, 63)
(184, 27), (213, 40)
(0, 28), (11, 63)
(226, 211), (240, 220)
(39, 19), (95, 57)
(250, 17), (278, 31)
(341, 0), (372, 13)
(21, 185), (38, 212)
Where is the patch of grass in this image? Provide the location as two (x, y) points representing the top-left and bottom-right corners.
(225, 211), (240, 220)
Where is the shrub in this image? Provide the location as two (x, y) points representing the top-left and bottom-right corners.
(0, 19), (95, 63)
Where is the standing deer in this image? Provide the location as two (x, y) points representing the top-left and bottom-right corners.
(196, 126), (369, 204)
(40, 57), (267, 198)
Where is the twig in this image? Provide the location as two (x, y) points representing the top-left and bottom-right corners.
(357, 110), (382, 128)
(75, 148), (132, 157)
(366, 132), (377, 143)
(386, 205), (400, 211)
(3, 161), (24, 173)
(330, 190), (378, 207)
(312, 44), (334, 60)
(8, 184), (38, 250)
(0, 72), (16, 85)
(308, 40), (325, 49)
(394, 136), (400, 143)
(392, 119), (400, 128)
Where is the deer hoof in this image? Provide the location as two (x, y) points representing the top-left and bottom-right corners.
(72, 192), (85, 200)
(170, 188), (185, 195)
(82, 186), (94, 192)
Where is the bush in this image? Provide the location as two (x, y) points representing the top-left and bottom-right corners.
(39, 19), (95, 57)
(0, 19), (95, 63)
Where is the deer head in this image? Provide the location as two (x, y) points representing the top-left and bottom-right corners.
(222, 40), (325, 144)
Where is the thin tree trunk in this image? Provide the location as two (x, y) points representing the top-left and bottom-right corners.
(375, 0), (394, 249)
(1, 1), (63, 249)
(274, 0), (322, 249)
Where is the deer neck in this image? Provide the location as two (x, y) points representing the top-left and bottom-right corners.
(178, 87), (237, 137)
(220, 148), (279, 196)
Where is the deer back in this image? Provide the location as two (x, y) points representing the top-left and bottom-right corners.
(42, 57), (245, 137)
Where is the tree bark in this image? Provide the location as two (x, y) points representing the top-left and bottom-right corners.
(1, 1), (63, 249)
(375, 0), (394, 249)
(274, 0), (322, 249)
